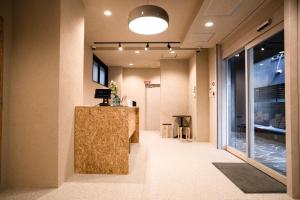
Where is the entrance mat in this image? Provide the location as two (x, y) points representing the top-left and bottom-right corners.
(212, 162), (286, 193)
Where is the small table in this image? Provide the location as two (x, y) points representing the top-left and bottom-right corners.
(172, 115), (191, 138)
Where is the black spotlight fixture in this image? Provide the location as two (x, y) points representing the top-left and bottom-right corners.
(118, 43), (123, 51)
(145, 43), (149, 51)
(167, 43), (172, 51)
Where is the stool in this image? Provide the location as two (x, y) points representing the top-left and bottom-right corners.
(178, 127), (191, 142)
(161, 123), (172, 138)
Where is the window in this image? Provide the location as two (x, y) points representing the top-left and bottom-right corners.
(226, 50), (246, 153)
(247, 30), (286, 175)
(92, 55), (108, 86)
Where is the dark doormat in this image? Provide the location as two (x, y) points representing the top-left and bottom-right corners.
(212, 162), (286, 193)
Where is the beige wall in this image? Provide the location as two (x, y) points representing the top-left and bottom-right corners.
(1, 0), (84, 188)
(221, 0), (283, 58)
(188, 55), (197, 138)
(196, 50), (209, 142)
(7, 0), (61, 187)
(108, 66), (123, 97)
(123, 68), (160, 130)
(83, 43), (107, 106)
(208, 47), (217, 146)
(0, 0), (12, 189)
(58, 0), (84, 185)
(160, 60), (189, 132)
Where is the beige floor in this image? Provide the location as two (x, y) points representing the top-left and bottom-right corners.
(0, 131), (292, 200)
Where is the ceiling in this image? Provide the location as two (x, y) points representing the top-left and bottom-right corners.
(83, 0), (266, 68)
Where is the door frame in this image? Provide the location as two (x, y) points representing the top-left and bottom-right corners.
(219, 22), (287, 185)
(145, 84), (161, 130)
(0, 16), (3, 183)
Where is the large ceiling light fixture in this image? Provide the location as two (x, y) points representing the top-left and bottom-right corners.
(128, 5), (169, 35)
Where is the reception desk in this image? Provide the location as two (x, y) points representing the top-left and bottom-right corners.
(74, 106), (139, 174)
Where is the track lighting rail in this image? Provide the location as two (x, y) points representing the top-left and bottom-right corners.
(93, 41), (181, 44)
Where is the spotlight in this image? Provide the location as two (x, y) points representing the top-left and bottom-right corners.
(205, 21), (214, 27)
(118, 43), (123, 51)
(167, 43), (172, 51)
(104, 10), (112, 16)
(145, 43), (149, 51)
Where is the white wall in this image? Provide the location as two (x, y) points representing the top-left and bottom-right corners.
(187, 52), (210, 142)
(160, 60), (189, 132)
(208, 47), (217, 146)
(188, 55), (197, 138)
(108, 66), (123, 97)
(58, 0), (84, 185)
(123, 68), (160, 130)
(196, 50), (210, 142)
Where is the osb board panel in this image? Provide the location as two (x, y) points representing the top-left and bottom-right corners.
(129, 108), (139, 143)
(75, 106), (139, 174)
(128, 109), (136, 138)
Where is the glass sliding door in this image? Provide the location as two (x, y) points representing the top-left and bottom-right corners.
(227, 50), (246, 153)
(247, 31), (286, 175)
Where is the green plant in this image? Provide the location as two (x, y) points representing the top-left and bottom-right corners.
(109, 80), (118, 96)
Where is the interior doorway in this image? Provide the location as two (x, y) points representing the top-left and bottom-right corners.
(145, 84), (160, 131)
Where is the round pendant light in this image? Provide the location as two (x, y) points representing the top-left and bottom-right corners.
(128, 5), (169, 35)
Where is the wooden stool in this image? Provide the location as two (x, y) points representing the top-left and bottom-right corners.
(161, 123), (172, 138)
(178, 127), (183, 141)
(178, 127), (191, 142)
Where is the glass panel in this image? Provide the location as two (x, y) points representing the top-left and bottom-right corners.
(248, 31), (286, 175)
(92, 61), (99, 82)
(99, 66), (106, 85)
(227, 50), (246, 153)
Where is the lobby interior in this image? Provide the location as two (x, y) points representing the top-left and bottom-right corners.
(0, 0), (300, 199)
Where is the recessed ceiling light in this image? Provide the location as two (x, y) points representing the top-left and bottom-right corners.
(104, 10), (112, 16)
(170, 50), (175, 54)
(129, 63), (133, 66)
(205, 21), (214, 27)
(135, 50), (140, 54)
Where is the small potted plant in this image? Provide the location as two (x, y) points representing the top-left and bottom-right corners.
(109, 80), (121, 106)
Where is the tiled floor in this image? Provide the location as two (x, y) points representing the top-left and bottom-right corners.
(229, 131), (286, 175)
(0, 131), (291, 200)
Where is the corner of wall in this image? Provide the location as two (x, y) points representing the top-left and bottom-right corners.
(195, 49), (210, 142)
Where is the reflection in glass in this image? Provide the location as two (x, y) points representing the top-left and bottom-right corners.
(248, 31), (286, 175)
(227, 51), (246, 153)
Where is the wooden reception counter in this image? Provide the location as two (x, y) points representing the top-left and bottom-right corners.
(74, 106), (139, 174)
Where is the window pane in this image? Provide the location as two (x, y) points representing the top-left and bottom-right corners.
(248, 30), (286, 175)
(93, 62), (99, 82)
(227, 50), (246, 153)
(99, 66), (106, 85)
